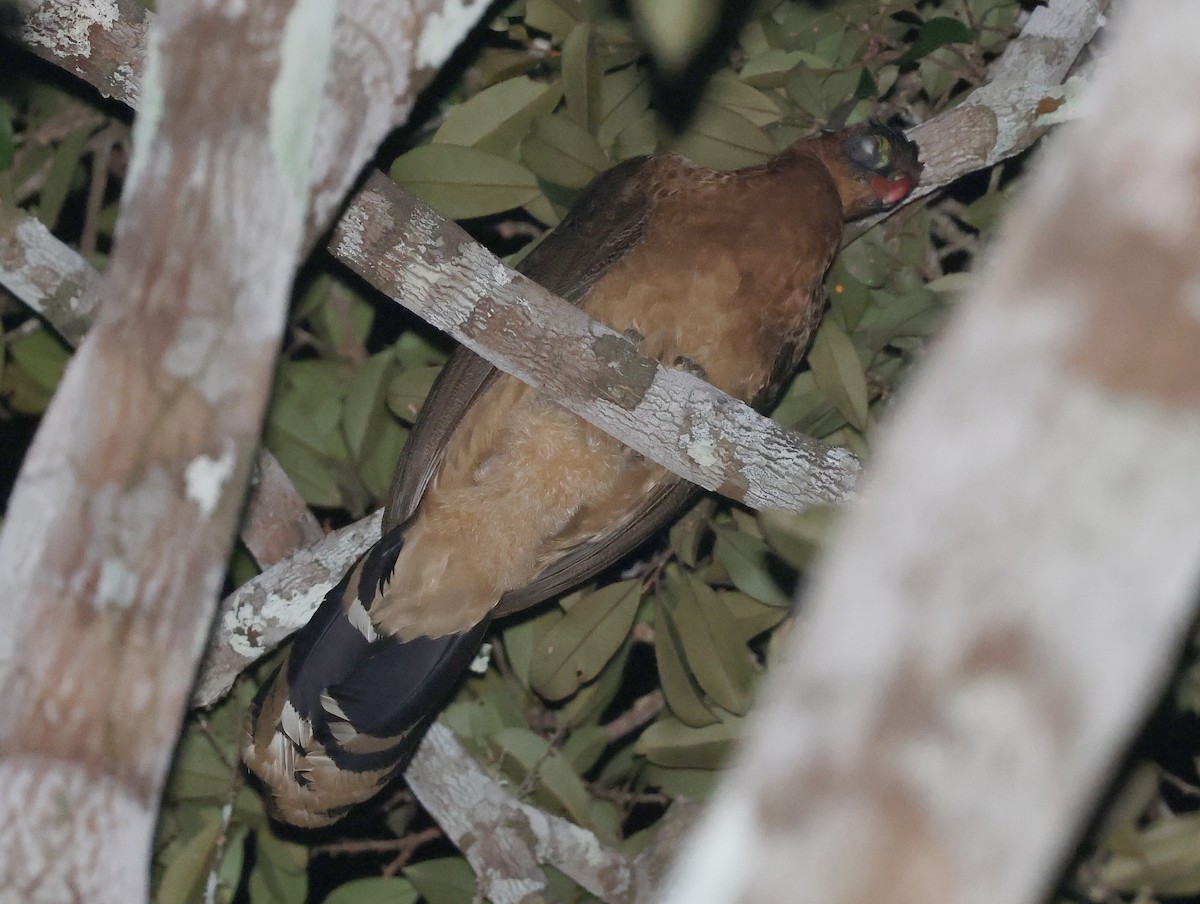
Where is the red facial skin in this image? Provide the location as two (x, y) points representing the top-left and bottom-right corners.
(871, 173), (915, 206)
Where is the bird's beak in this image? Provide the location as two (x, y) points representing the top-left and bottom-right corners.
(870, 173), (915, 207)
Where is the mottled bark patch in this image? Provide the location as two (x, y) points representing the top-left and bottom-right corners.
(589, 332), (657, 408)
(1041, 203), (1200, 404)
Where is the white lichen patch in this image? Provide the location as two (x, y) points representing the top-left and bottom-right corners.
(416, 0), (485, 69)
(686, 436), (719, 468)
(185, 443), (236, 517)
(22, 0), (119, 56)
(270, 0), (335, 210)
(96, 558), (139, 610)
(163, 316), (219, 383)
(223, 581), (329, 657)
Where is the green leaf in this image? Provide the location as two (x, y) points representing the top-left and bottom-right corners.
(8, 327), (68, 396)
(703, 75), (782, 127)
(720, 590), (788, 643)
(307, 280), (374, 358)
(521, 113), (610, 188)
(757, 504), (837, 571)
(164, 728), (236, 806)
(433, 76), (563, 157)
(153, 808), (221, 904)
(561, 725), (611, 774)
(668, 500), (711, 568)
(357, 415), (408, 501)
(563, 24), (602, 134)
(390, 145), (540, 219)
(900, 17), (974, 65)
(653, 592), (717, 728)
(38, 124), (90, 231)
(664, 568), (755, 714)
(612, 111), (659, 161)
(524, 0), (584, 41)
(491, 727), (594, 826)
(713, 529), (792, 607)
(597, 68), (652, 149)
(0, 103), (14, 171)
(918, 46), (960, 102)
(782, 63), (821, 119)
(342, 350), (396, 461)
(640, 763), (720, 799)
(404, 857), (477, 904)
(530, 580), (641, 700)
(635, 713), (742, 768)
(387, 364), (441, 424)
(557, 637), (632, 728)
(1099, 812), (1200, 897)
(322, 877), (419, 904)
(501, 606), (557, 690)
(743, 49), (825, 89)
(668, 102), (775, 170)
(249, 829), (308, 904)
(808, 318), (870, 430)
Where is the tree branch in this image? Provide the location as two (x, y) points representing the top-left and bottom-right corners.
(0, 200), (324, 567)
(0, 1), (485, 899)
(658, 3), (1200, 904)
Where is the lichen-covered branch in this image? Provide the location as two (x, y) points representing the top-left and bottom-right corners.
(659, 4), (1200, 904)
(906, 0), (1108, 197)
(192, 512), (383, 707)
(407, 724), (633, 904)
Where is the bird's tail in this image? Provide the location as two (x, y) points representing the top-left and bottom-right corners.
(242, 524), (490, 828)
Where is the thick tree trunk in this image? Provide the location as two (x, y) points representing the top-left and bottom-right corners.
(0, 2), (483, 900)
(660, 3), (1200, 903)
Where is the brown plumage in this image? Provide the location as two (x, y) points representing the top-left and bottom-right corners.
(244, 122), (923, 827)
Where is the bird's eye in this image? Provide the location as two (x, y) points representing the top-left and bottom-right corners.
(849, 132), (892, 171)
(874, 135), (892, 168)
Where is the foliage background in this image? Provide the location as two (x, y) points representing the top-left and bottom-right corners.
(1, 0), (1197, 902)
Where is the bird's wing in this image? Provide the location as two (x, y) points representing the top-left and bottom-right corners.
(245, 156), (691, 826)
(385, 152), (702, 620)
(384, 154), (658, 532)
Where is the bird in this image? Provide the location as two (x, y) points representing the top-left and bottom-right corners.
(243, 121), (923, 827)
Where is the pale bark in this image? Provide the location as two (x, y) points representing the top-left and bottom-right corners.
(0, 1), (484, 901)
(404, 725), (700, 904)
(659, 3), (1200, 904)
(0, 200), (323, 567)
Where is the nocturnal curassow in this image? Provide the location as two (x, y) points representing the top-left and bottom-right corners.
(244, 121), (923, 826)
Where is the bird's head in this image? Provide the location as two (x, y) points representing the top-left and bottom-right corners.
(805, 121), (924, 221)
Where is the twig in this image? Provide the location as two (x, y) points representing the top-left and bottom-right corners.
(603, 691), (664, 743)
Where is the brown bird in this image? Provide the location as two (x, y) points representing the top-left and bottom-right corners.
(244, 122), (923, 827)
